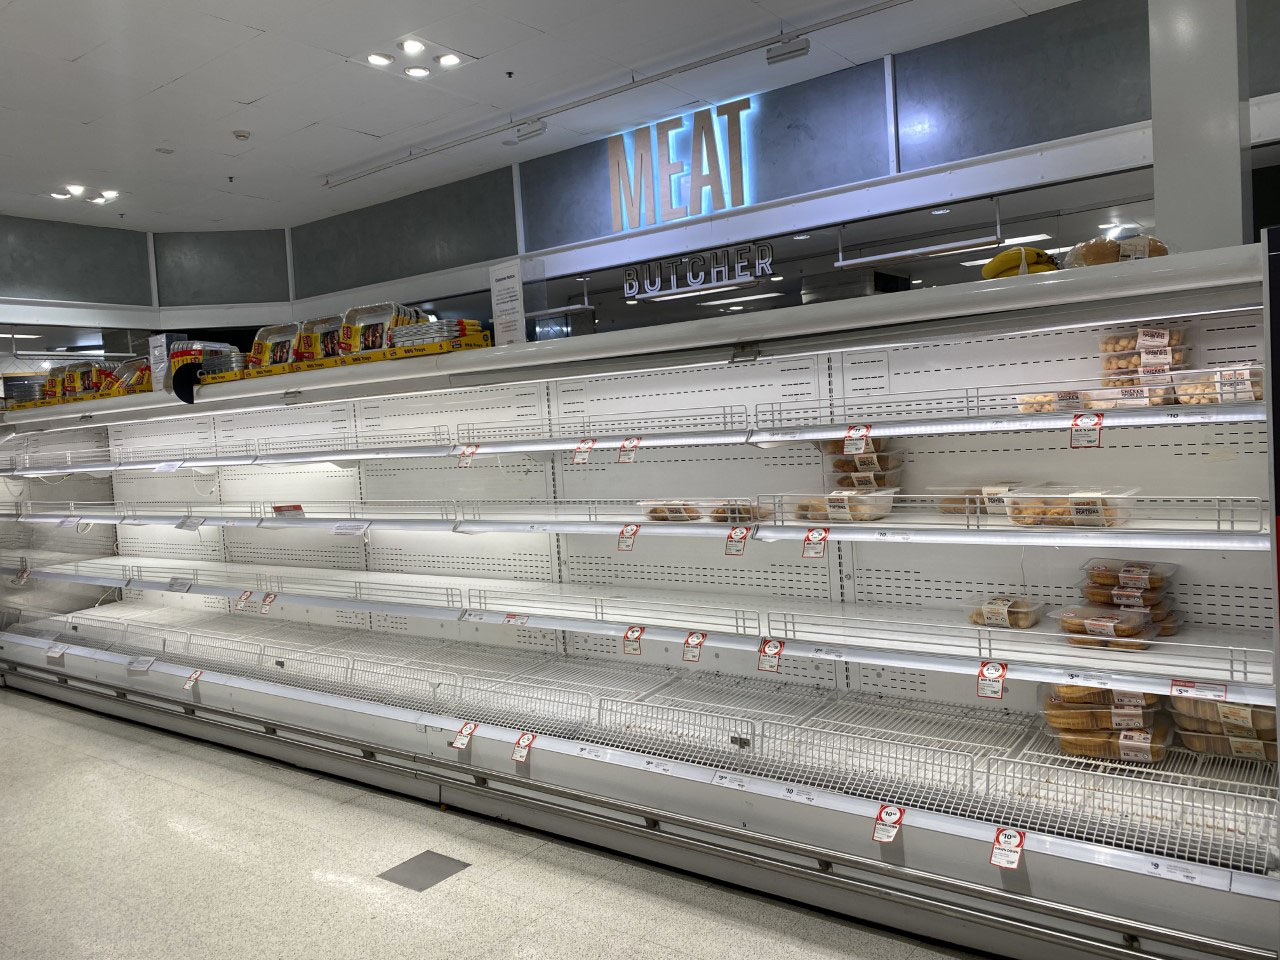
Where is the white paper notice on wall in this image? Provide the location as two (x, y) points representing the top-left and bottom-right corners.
(489, 259), (527, 346)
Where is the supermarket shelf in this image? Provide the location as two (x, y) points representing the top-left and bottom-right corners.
(2, 555), (1272, 703)
(6, 601), (1275, 877)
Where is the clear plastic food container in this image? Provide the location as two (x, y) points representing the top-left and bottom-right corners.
(1007, 485), (1138, 527)
(1152, 608), (1182, 633)
(829, 468), (902, 490)
(1099, 327), (1184, 353)
(828, 452), (903, 473)
(1172, 368), (1264, 405)
(1077, 578), (1166, 608)
(1101, 347), (1191, 371)
(960, 595), (1045, 629)
(1042, 694), (1159, 731)
(1084, 385), (1176, 408)
(1170, 711), (1277, 741)
(930, 482), (1021, 516)
(295, 316), (343, 361)
(1082, 558), (1178, 590)
(637, 500), (774, 522)
(1018, 391), (1085, 413)
(794, 489), (898, 523)
(1167, 697), (1277, 730)
(1049, 685), (1159, 706)
(1050, 604), (1151, 638)
(248, 323), (300, 367)
(816, 437), (888, 455)
(1047, 715), (1172, 762)
(1173, 730), (1276, 762)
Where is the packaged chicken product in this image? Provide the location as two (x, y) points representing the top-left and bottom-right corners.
(1050, 685), (1158, 706)
(816, 437), (888, 454)
(1100, 329), (1185, 353)
(708, 503), (773, 523)
(1007, 485), (1135, 527)
(829, 452), (902, 473)
(1082, 559), (1178, 590)
(1172, 368), (1264, 405)
(247, 323), (300, 368)
(1169, 711), (1276, 741)
(1101, 347), (1190, 371)
(931, 482), (1021, 516)
(1050, 605), (1151, 641)
(641, 501), (703, 521)
(1167, 697), (1277, 732)
(795, 489), (897, 523)
(1042, 694), (1159, 731)
(831, 468), (902, 490)
(294, 316), (343, 361)
(1174, 730), (1276, 762)
(1051, 715), (1172, 762)
(1064, 234), (1170, 269)
(1084, 386), (1176, 408)
(1154, 611), (1184, 636)
(1018, 391), (1085, 413)
(1078, 579), (1166, 608)
(961, 595), (1045, 629)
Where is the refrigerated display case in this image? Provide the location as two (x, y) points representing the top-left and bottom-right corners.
(1, 247), (1276, 960)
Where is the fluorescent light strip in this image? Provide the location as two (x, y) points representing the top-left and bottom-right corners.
(698, 292), (785, 306)
(1000, 234), (1052, 246)
(636, 279), (757, 302)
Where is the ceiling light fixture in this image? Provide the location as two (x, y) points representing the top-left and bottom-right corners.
(404, 66), (430, 78)
(502, 119), (547, 146)
(65, 185), (85, 197)
(90, 197), (106, 204)
(1001, 233), (1052, 246)
(728, 305), (745, 311)
(101, 190), (118, 199)
(699, 292), (785, 306)
(625, 299), (638, 305)
(437, 53), (461, 67)
(367, 53), (394, 66)
(911, 279), (923, 284)
(769, 275), (783, 281)
(1098, 222), (1120, 229)
(792, 234), (810, 240)
(50, 192), (71, 199)
(930, 208), (951, 215)
(766, 36), (810, 65)
(398, 40), (425, 54)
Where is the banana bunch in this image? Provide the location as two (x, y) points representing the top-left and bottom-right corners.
(980, 246), (1058, 280)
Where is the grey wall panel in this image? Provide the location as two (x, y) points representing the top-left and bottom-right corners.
(1247, 0), (1280, 96)
(291, 169), (517, 300)
(520, 62), (888, 252)
(0, 214), (150, 305)
(154, 230), (289, 306)
(895, 0), (1151, 172)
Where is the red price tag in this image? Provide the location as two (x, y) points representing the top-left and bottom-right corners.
(1170, 679), (1228, 701)
(801, 527), (828, 558)
(683, 631), (707, 662)
(757, 638), (784, 672)
(1069, 412), (1103, 448)
(235, 589), (253, 610)
(451, 721), (479, 749)
(873, 804), (904, 842)
(617, 523), (639, 552)
(502, 613), (529, 625)
(259, 592), (277, 615)
(183, 669), (203, 690)
(617, 436), (641, 463)
(843, 424), (872, 454)
(725, 524), (749, 556)
(622, 625), (644, 655)
(272, 504), (304, 517)
(571, 438), (596, 464)
(511, 732), (536, 762)
(977, 661), (1006, 699)
(990, 828), (1025, 869)
(10, 568), (31, 586)
(458, 444), (478, 466)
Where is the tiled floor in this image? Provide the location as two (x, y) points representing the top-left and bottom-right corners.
(0, 686), (991, 960)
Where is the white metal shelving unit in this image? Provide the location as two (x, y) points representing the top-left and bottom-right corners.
(2, 248), (1277, 960)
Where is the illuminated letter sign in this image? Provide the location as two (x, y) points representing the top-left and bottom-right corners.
(608, 97), (751, 232)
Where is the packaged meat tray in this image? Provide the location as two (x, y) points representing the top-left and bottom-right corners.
(1170, 711), (1277, 742)
(1101, 347), (1191, 371)
(829, 468), (902, 490)
(294, 316), (343, 361)
(1167, 696), (1277, 731)
(1100, 328), (1184, 353)
(1049, 685), (1158, 706)
(931, 482), (1020, 516)
(817, 437), (888, 455)
(1174, 730), (1276, 762)
(1084, 385), (1176, 408)
(794, 489), (897, 523)
(1154, 610), (1184, 635)
(247, 323), (300, 367)
(1082, 558), (1177, 590)
(639, 500), (773, 522)
(1007, 485), (1137, 527)
(1049, 604), (1152, 643)
(829, 452), (903, 473)
(1042, 694), (1160, 731)
(1077, 579), (1166, 608)
(1172, 368), (1264, 404)
(1048, 715), (1172, 762)
(960, 595), (1045, 629)
(1017, 391), (1085, 413)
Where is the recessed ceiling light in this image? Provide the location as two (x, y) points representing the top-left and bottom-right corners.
(50, 192), (71, 199)
(574, 276), (590, 281)
(911, 279), (923, 285)
(437, 53), (461, 67)
(89, 197), (107, 204)
(792, 234), (810, 240)
(728, 305), (745, 311)
(625, 299), (638, 305)
(101, 190), (118, 199)
(769, 274), (783, 281)
(930, 208), (950, 215)
(398, 40), (425, 54)
(404, 66), (429, 78)
(65, 184), (85, 196)
(367, 53), (394, 66)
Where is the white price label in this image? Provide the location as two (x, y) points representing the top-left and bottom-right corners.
(511, 732), (536, 762)
(842, 424), (871, 455)
(683, 631), (707, 662)
(167, 576), (193, 593)
(1229, 737), (1267, 760)
(459, 610), (486, 622)
(1142, 859), (1222, 888)
(458, 444), (478, 467)
(873, 804), (905, 843)
(617, 437), (641, 463)
(577, 745), (605, 760)
(617, 522), (639, 552)
(331, 521), (370, 536)
(153, 461), (183, 473)
(724, 524), (749, 556)
(990, 828), (1025, 869)
(714, 773), (748, 790)
(10, 568), (31, 586)
(1052, 390), (1082, 411)
(127, 656), (156, 673)
(1069, 412), (1103, 449)
(801, 527), (828, 559)
(757, 637), (783, 673)
(183, 669), (203, 690)
(259, 592), (277, 614)
(272, 504), (305, 518)
(235, 590), (253, 610)
(977, 661), (1007, 699)
(782, 784), (817, 804)
(622, 625), (644, 655)
(175, 516), (206, 532)
(641, 758), (673, 774)
(58, 517), (83, 528)
(571, 438), (595, 464)
(1135, 327), (1169, 349)
(1063, 671), (1115, 689)
(451, 721), (479, 749)
(1110, 706), (1145, 729)
(45, 643), (68, 660)
(502, 613), (529, 626)
(1170, 679), (1228, 701)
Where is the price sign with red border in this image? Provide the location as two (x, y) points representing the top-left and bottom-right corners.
(801, 527), (829, 558)
(617, 437), (641, 463)
(617, 522), (639, 552)
(1170, 679), (1227, 701)
(260, 592), (277, 615)
(843, 424), (872, 454)
(683, 631), (707, 662)
(235, 590), (253, 610)
(571, 438), (596, 464)
(272, 503), (304, 517)
(1070, 412), (1103, 449)
(989, 827), (1025, 869)
(502, 613), (530, 626)
(451, 721), (479, 749)
(873, 804), (905, 843)
(183, 669), (203, 690)
(622, 625), (645, 655)
(977, 660), (1007, 699)
(10, 568), (31, 587)
(758, 637), (784, 672)
(725, 524), (750, 556)
(511, 732), (536, 762)
(458, 444), (478, 467)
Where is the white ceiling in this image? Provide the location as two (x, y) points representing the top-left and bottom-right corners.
(0, 0), (1077, 233)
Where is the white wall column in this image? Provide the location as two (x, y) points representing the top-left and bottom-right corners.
(1149, 0), (1252, 251)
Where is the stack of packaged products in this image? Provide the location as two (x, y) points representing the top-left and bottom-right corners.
(1168, 696), (1277, 761)
(1041, 683), (1170, 763)
(1048, 558), (1181, 652)
(791, 434), (902, 523)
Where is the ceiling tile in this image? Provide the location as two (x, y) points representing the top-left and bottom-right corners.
(480, 0), (625, 31)
(0, 43), (161, 123)
(815, 0), (1020, 61)
(324, 75), (478, 137)
(75, 9), (261, 85)
(280, 0), (467, 59)
(244, 122), (385, 178)
(1010, 0), (1080, 13)
(0, 0), (160, 62)
(83, 79), (244, 149)
(164, 34), (345, 106)
(175, 0), (331, 31)
(419, 8), (543, 58)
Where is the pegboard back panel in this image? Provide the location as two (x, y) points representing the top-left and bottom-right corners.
(219, 462), (360, 505)
(215, 403), (355, 445)
(359, 383), (546, 434)
(224, 527), (365, 571)
(116, 523), (225, 563)
(111, 417), (216, 450)
(360, 455), (551, 502)
(369, 529), (555, 582)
